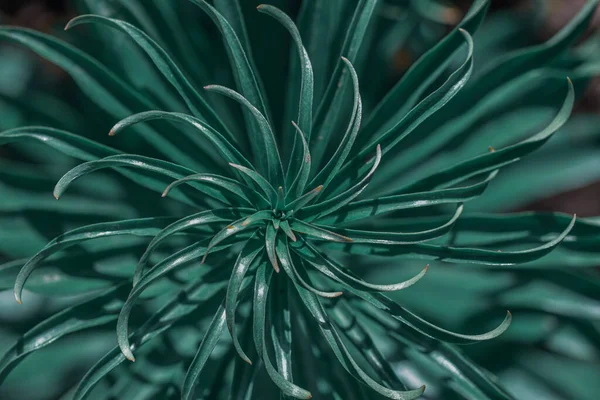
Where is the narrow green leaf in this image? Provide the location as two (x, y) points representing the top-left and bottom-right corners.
(312, 0), (378, 157)
(203, 211), (270, 263)
(73, 277), (227, 400)
(286, 122), (312, 200)
(0, 283), (128, 384)
(65, 14), (232, 139)
(291, 220), (353, 243)
(339, 29), (474, 190)
(336, 215), (577, 266)
(205, 85), (284, 186)
(282, 243), (426, 399)
(360, 0), (489, 138)
(296, 241), (429, 293)
(310, 57), (361, 189)
(188, 0), (271, 172)
(271, 276), (294, 384)
(396, 78), (574, 194)
(304, 144), (381, 220)
(332, 204), (463, 244)
(226, 237), (263, 364)
(229, 163), (278, 204)
(257, 4), (314, 188)
(0, 126), (118, 161)
(328, 299), (409, 391)
(265, 223), (280, 273)
(286, 185), (323, 214)
(117, 241), (233, 361)
(253, 262), (312, 399)
(134, 208), (252, 285)
(181, 303), (227, 400)
(52, 154), (219, 204)
(279, 220), (297, 242)
(162, 173), (269, 208)
(0, 28), (200, 169)
(13, 217), (175, 304)
(278, 239), (342, 298)
(315, 170), (497, 225)
(459, 0), (599, 105)
(110, 111), (252, 170)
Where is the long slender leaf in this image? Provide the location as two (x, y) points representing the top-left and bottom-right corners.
(133, 208), (252, 285)
(225, 237), (263, 364)
(65, 14), (232, 139)
(253, 262), (312, 399)
(13, 217), (176, 304)
(315, 170), (498, 225)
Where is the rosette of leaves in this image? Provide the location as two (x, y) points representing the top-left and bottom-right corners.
(0, 0), (599, 399)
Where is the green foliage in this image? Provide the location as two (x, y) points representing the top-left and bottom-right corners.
(1, 0), (600, 399)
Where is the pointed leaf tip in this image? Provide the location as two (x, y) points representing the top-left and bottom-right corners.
(108, 129), (116, 136)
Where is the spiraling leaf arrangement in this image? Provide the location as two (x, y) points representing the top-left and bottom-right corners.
(1, 0), (600, 399)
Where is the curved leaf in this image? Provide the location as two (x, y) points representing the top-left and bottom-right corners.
(225, 236), (263, 364)
(65, 14), (232, 139)
(13, 217), (176, 304)
(316, 170), (498, 225)
(333, 204), (464, 244)
(396, 78), (574, 194)
(253, 262), (312, 399)
(205, 85), (284, 186)
(110, 111), (252, 170)
(0, 283), (128, 384)
(133, 208), (252, 285)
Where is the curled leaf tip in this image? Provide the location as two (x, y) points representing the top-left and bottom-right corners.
(14, 292), (22, 305)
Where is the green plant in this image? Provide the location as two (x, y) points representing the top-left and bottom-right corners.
(1, 0), (600, 399)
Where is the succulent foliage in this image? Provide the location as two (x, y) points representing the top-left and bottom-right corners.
(1, 0), (600, 399)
